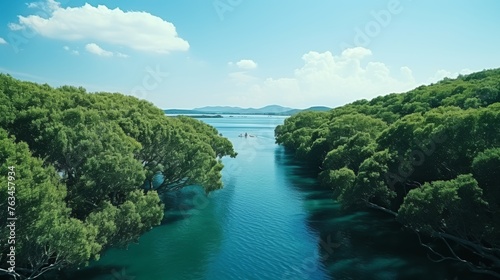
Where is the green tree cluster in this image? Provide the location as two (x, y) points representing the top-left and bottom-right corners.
(275, 68), (500, 277)
(0, 74), (236, 279)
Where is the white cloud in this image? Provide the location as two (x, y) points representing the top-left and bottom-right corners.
(236, 59), (257, 70)
(400, 66), (414, 82)
(231, 56), (479, 107)
(227, 59), (258, 86)
(63, 45), (79, 55)
(84, 43), (128, 58)
(85, 43), (113, 57)
(427, 68), (473, 84)
(8, 23), (25, 31)
(116, 52), (129, 58)
(341, 47), (372, 60)
(10, 0), (189, 54)
(227, 47), (419, 108)
(0, 37), (7, 45)
(27, 0), (60, 13)
(292, 48), (415, 101)
(228, 71), (258, 85)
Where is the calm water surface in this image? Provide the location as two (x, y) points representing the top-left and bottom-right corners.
(65, 115), (468, 280)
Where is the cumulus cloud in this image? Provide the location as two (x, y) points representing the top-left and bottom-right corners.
(85, 43), (113, 57)
(0, 37), (7, 44)
(235, 59), (258, 70)
(227, 59), (258, 85)
(341, 47), (372, 60)
(291, 47), (416, 102)
(83, 43), (128, 58)
(10, 0), (189, 54)
(26, 0), (60, 12)
(227, 47), (419, 108)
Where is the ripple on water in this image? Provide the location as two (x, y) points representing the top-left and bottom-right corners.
(65, 116), (457, 280)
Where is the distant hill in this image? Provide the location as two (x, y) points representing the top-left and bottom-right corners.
(282, 106), (331, 115)
(193, 105), (295, 114)
(305, 106), (331, 111)
(165, 105), (331, 116)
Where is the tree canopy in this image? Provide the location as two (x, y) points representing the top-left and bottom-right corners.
(275, 68), (500, 277)
(0, 74), (236, 279)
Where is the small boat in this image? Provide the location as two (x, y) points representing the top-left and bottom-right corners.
(238, 133), (255, 138)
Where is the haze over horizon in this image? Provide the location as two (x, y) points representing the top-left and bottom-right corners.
(0, 0), (499, 109)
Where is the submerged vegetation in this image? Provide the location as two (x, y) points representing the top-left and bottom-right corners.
(0, 74), (236, 279)
(275, 68), (500, 277)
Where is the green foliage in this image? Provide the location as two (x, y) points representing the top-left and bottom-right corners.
(398, 175), (490, 240)
(319, 167), (355, 199)
(339, 150), (396, 209)
(0, 73), (236, 279)
(275, 68), (500, 275)
(323, 132), (376, 173)
(0, 129), (101, 277)
(275, 111), (329, 149)
(472, 148), (500, 207)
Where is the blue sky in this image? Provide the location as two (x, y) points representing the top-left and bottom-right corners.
(0, 0), (499, 109)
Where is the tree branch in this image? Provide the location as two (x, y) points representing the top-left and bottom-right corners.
(364, 200), (397, 216)
(414, 230), (500, 279)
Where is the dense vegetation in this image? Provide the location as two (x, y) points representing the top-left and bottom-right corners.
(275, 68), (500, 277)
(0, 74), (236, 279)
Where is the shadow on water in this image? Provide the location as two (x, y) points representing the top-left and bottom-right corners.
(61, 184), (227, 280)
(49, 116), (496, 280)
(274, 147), (489, 280)
(53, 265), (128, 280)
(159, 186), (206, 225)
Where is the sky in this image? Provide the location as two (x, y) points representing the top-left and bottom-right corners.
(0, 0), (499, 109)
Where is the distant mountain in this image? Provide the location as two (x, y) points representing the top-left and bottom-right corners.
(193, 105), (295, 114)
(164, 105), (330, 116)
(193, 106), (242, 113)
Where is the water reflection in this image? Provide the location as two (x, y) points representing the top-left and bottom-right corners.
(58, 116), (483, 280)
(274, 147), (470, 280)
(64, 185), (225, 280)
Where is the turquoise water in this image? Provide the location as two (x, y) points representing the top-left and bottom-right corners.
(63, 115), (468, 280)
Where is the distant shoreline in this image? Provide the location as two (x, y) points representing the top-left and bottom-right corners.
(188, 114), (224, 118)
(166, 113), (290, 118)
(164, 106), (331, 116)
